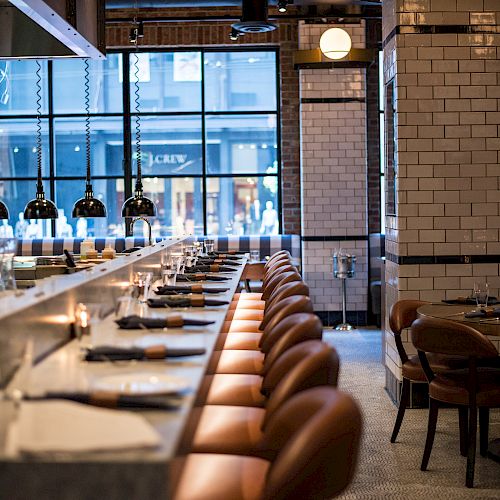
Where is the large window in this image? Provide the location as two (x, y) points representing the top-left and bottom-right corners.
(0, 49), (280, 238)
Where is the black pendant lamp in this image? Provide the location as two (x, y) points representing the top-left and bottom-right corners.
(121, 52), (156, 218)
(72, 60), (107, 218)
(24, 61), (58, 220)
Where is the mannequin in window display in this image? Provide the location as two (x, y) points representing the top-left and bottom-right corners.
(0, 220), (14, 238)
(15, 212), (28, 239)
(260, 200), (278, 235)
(76, 218), (88, 239)
(57, 215), (73, 238)
(25, 220), (42, 239)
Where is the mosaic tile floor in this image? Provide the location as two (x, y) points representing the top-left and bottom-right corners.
(323, 328), (500, 500)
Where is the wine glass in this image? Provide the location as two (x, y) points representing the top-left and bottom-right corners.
(473, 281), (489, 309)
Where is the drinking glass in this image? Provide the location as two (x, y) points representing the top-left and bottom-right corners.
(132, 271), (153, 302)
(473, 281), (489, 309)
(161, 264), (177, 286)
(250, 250), (260, 262)
(204, 239), (215, 254)
(172, 254), (185, 274)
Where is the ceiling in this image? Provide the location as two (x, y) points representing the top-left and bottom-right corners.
(106, 1), (381, 8)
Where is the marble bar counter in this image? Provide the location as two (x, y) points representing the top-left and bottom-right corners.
(0, 237), (247, 500)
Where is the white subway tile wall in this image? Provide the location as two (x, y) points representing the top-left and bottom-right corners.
(299, 22), (368, 313)
(383, 0), (500, 381)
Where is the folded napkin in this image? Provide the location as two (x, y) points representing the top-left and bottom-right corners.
(208, 251), (244, 259)
(25, 392), (182, 410)
(155, 284), (229, 295)
(176, 273), (230, 282)
(115, 314), (215, 329)
(443, 296), (499, 305)
(85, 344), (206, 360)
(184, 264), (238, 273)
(147, 295), (229, 308)
(464, 307), (500, 318)
(197, 258), (242, 266)
(7, 401), (161, 455)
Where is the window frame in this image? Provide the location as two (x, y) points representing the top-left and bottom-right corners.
(0, 47), (282, 237)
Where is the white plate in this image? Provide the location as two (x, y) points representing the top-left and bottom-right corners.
(92, 372), (190, 396)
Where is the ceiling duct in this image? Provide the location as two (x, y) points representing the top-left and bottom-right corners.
(0, 0), (106, 59)
(232, 0), (276, 33)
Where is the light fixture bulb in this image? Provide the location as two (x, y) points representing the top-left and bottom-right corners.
(229, 28), (240, 41)
(278, 1), (287, 13)
(319, 28), (352, 60)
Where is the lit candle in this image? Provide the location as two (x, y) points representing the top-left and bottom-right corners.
(74, 303), (91, 339)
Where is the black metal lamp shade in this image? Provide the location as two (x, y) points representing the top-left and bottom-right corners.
(0, 200), (9, 219)
(73, 188), (107, 218)
(121, 191), (156, 217)
(24, 191), (58, 220)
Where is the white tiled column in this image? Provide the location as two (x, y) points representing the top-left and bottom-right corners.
(299, 22), (369, 322)
(383, 0), (500, 401)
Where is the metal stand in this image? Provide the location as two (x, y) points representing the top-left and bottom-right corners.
(336, 277), (355, 331)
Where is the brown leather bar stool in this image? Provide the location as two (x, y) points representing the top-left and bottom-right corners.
(389, 299), (468, 444)
(226, 295), (313, 336)
(209, 313), (322, 375)
(198, 340), (337, 407)
(411, 317), (500, 488)
(230, 281), (310, 323)
(174, 387), (362, 500)
(193, 341), (338, 455)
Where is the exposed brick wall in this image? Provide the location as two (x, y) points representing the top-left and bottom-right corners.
(105, 7), (301, 234)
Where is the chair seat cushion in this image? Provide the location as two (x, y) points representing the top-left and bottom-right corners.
(231, 310), (265, 322)
(402, 354), (469, 382)
(235, 301), (266, 311)
(192, 405), (265, 455)
(223, 332), (261, 350)
(237, 292), (263, 301)
(206, 373), (266, 406)
(229, 320), (263, 333)
(215, 350), (265, 375)
(174, 453), (269, 500)
(430, 368), (500, 406)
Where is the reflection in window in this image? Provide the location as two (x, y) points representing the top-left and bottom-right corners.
(207, 176), (278, 236)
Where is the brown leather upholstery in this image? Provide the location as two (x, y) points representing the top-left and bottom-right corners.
(201, 341), (339, 407)
(264, 281), (310, 313)
(229, 295), (313, 334)
(261, 271), (302, 301)
(228, 308), (265, 322)
(262, 264), (297, 289)
(263, 257), (291, 277)
(192, 341), (339, 456)
(175, 388), (362, 500)
(410, 317), (500, 487)
(212, 314), (323, 375)
(264, 250), (291, 269)
(223, 331), (261, 350)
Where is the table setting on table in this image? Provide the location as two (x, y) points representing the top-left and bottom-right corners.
(2, 242), (245, 459)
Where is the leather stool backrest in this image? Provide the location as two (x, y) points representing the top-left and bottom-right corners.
(263, 263), (297, 288)
(411, 317), (498, 359)
(261, 271), (301, 301)
(264, 255), (291, 274)
(260, 295), (314, 332)
(265, 281), (310, 313)
(262, 314), (323, 371)
(264, 251), (291, 270)
(262, 387), (362, 500)
(261, 340), (339, 422)
(389, 299), (428, 364)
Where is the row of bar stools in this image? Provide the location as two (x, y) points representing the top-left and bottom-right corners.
(172, 252), (363, 499)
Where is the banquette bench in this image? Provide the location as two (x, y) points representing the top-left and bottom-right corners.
(16, 235), (301, 260)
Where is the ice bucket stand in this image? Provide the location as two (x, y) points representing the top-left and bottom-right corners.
(333, 254), (356, 331)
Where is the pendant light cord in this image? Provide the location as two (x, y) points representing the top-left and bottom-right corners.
(84, 59), (92, 189)
(35, 60), (43, 195)
(133, 53), (143, 195)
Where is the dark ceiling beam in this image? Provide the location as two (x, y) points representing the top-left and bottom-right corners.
(105, 5), (382, 23)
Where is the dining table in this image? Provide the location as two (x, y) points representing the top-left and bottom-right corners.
(417, 302), (500, 464)
(0, 248), (248, 500)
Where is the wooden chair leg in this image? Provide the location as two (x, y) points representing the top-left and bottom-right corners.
(466, 405), (477, 488)
(421, 398), (439, 471)
(479, 407), (489, 458)
(458, 406), (468, 457)
(390, 377), (410, 443)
